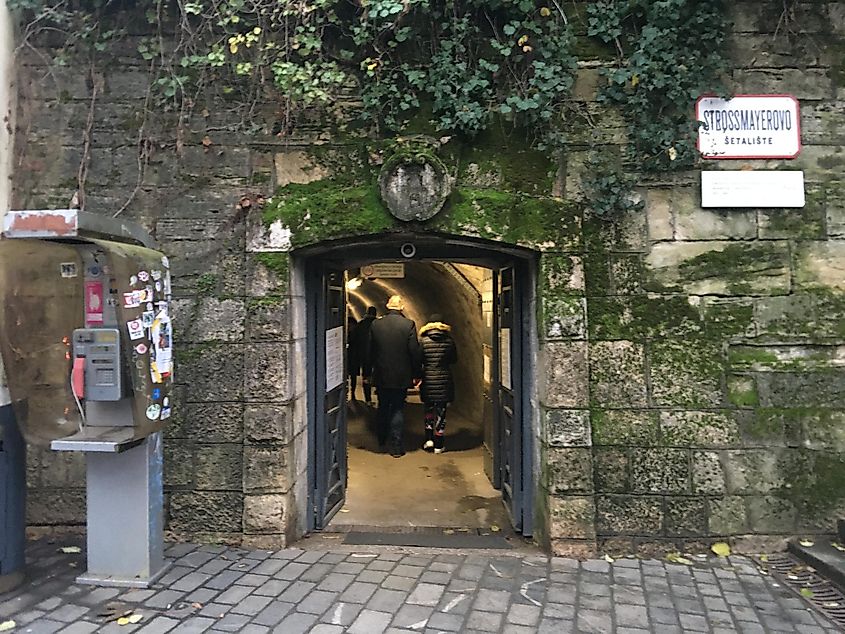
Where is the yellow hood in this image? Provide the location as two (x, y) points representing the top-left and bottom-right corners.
(420, 321), (451, 335)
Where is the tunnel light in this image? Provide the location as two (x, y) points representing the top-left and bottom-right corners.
(346, 277), (362, 290)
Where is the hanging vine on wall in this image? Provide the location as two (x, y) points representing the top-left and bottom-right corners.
(586, 0), (730, 172)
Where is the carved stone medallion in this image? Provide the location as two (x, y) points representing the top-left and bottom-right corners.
(378, 152), (451, 222)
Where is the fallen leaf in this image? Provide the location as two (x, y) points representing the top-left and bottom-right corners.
(799, 588), (814, 599)
(490, 525), (500, 533)
(666, 552), (694, 566)
(443, 529), (454, 535)
(117, 617), (131, 626)
(604, 554), (614, 563)
(799, 539), (815, 547)
(760, 554), (769, 562)
(539, 7), (551, 17)
(191, 603), (203, 609)
(60, 546), (81, 554)
(787, 574), (799, 580)
(823, 601), (840, 608)
(711, 542), (731, 557)
(0, 621), (15, 632)
(202, 135), (212, 147)
(833, 542), (845, 552)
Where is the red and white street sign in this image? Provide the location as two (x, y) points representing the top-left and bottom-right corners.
(696, 95), (801, 159)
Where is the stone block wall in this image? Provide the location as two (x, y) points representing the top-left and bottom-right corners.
(9, 2), (845, 552)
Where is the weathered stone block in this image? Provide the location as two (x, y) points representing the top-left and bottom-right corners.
(755, 293), (845, 340)
(182, 402), (244, 443)
(540, 342), (588, 408)
(674, 199), (756, 241)
(247, 252), (290, 297)
(665, 498), (707, 537)
(164, 443), (193, 488)
(645, 188), (673, 241)
(177, 344), (244, 402)
(244, 446), (290, 493)
(798, 409), (845, 451)
(610, 254), (644, 295)
(274, 150), (330, 187)
(589, 295), (705, 341)
(592, 409), (658, 446)
(190, 298), (246, 342)
(708, 496), (747, 535)
(243, 494), (287, 534)
(793, 241), (845, 292)
(244, 343), (290, 402)
(759, 204), (825, 240)
(549, 496), (596, 539)
(727, 374), (759, 408)
(541, 253), (584, 295)
(244, 404), (290, 444)
(589, 341), (647, 407)
(596, 495), (662, 535)
(542, 296), (586, 340)
(692, 451), (725, 494)
(649, 340), (723, 408)
(546, 448), (593, 494)
(593, 448), (628, 493)
(168, 491), (243, 533)
(584, 253), (612, 297)
(757, 371), (845, 408)
(195, 444), (243, 490)
(27, 489), (86, 525)
(659, 411), (741, 448)
(246, 298), (292, 341)
(745, 496), (797, 533)
(630, 449), (690, 494)
(644, 241), (791, 296)
(584, 209), (647, 253)
(732, 69), (832, 100)
(701, 297), (756, 338)
(724, 450), (782, 494)
(545, 409), (591, 447)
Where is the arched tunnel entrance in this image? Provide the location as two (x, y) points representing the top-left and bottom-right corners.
(299, 233), (537, 541)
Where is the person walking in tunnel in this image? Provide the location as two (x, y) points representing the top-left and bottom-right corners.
(348, 306), (377, 404)
(419, 314), (458, 454)
(367, 295), (422, 457)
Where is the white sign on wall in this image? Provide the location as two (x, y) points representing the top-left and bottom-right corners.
(701, 171), (805, 208)
(696, 95), (801, 159)
(325, 326), (344, 392)
(500, 328), (511, 390)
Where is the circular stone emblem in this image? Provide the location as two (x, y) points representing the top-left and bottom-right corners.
(378, 153), (451, 222)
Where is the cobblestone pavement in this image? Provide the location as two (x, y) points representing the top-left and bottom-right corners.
(0, 537), (840, 633)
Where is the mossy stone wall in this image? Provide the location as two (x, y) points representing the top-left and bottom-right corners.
(11, 1), (845, 553)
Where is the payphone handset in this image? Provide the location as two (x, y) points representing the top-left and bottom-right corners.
(71, 328), (124, 401)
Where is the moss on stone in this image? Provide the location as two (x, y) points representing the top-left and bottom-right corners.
(777, 449), (845, 517)
(263, 178), (393, 247)
(587, 295), (703, 341)
(591, 409), (659, 446)
(728, 346), (779, 368)
(254, 253), (290, 281)
(675, 242), (789, 295)
(459, 145), (556, 194)
(195, 273), (218, 296)
(727, 375), (759, 408)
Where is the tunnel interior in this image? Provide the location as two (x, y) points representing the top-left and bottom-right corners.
(334, 260), (508, 531)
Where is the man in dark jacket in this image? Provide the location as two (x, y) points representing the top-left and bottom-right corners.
(348, 306), (377, 404)
(367, 295), (422, 457)
(419, 314), (458, 454)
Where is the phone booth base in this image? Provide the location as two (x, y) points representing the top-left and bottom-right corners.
(53, 431), (169, 588)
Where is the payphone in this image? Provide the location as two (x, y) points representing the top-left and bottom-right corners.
(0, 209), (173, 587)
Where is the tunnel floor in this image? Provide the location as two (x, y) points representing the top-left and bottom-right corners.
(327, 390), (511, 533)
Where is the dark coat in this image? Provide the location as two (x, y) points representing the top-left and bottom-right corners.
(419, 322), (458, 403)
(348, 315), (375, 369)
(367, 311), (422, 389)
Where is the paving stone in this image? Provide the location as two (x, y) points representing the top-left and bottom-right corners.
(251, 579), (289, 597)
(426, 611), (464, 631)
(251, 600), (294, 626)
(465, 610), (503, 631)
(348, 609), (392, 634)
(172, 572), (212, 592)
(135, 616), (180, 633)
(507, 603), (541, 626)
(392, 604), (435, 628)
(473, 588), (511, 612)
(319, 601), (364, 627)
(234, 573), (271, 587)
(317, 572), (355, 592)
(382, 576), (416, 591)
(46, 604), (89, 622)
(205, 570), (245, 590)
(367, 588), (408, 613)
(310, 626), (344, 634)
(209, 612), (250, 632)
(214, 584), (253, 605)
(406, 582), (445, 606)
(228, 594), (273, 616)
(56, 623), (100, 633)
(277, 581), (316, 603)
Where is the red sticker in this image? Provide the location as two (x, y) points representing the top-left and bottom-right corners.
(85, 281), (104, 326)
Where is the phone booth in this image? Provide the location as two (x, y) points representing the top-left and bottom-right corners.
(0, 210), (173, 587)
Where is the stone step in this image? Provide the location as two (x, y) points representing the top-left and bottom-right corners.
(839, 518), (845, 543)
(788, 537), (845, 592)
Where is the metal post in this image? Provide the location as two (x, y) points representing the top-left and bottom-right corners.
(0, 405), (25, 593)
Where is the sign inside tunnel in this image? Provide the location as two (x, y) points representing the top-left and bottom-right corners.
(360, 263), (405, 279)
(696, 95), (801, 159)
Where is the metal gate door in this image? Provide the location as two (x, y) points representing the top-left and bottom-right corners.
(496, 264), (524, 531)
(312, 266), (347, 529)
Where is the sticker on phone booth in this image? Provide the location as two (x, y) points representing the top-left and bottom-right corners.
(123, 291), (141, 308)
(127, 318), (145, 341)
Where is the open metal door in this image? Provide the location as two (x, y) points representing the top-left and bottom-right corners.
(496, 264), (524, 531)
(312, 265), (348, 529)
